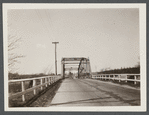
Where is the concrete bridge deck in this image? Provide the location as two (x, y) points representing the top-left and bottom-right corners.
(49, 78), (140, 106)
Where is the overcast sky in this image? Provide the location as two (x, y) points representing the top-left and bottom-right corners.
(7, 9), (139, 74)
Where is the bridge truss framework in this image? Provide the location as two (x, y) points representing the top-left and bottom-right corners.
(61, 57), (92, 78)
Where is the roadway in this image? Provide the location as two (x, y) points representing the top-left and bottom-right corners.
(49, 77), (140, 106)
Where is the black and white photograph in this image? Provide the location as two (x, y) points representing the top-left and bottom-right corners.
(3, 4), (146, 111)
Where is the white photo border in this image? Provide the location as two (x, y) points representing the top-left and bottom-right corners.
(3, 3), (146, 111)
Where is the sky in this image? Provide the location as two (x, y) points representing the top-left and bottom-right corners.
(7, 9), (140, 74)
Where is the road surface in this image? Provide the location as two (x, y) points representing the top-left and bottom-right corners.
(49, 78), (140, 106)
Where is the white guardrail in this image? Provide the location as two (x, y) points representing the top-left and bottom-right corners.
(92, 74), (140, 84)
(9, 75), (62, 102)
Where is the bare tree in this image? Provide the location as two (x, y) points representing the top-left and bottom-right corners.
(43, 64), (53, 75)
(100, 68), (104, 72)
(135, 56), (140, 68)
(47, 65), (53, 75)
(8, 35), (25, 72)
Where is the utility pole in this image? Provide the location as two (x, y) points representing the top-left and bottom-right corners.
(52, 42), (59, 75)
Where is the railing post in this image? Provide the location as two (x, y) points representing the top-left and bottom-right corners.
(53, 77), (54, 83)
(113, 75), (115, 81)
(51, 77), (53, 84)
(48, 77), (50, 85)
(134, 75), (137, 84)
(109, 75), (110, 80)
(45, 78), (47, 87)
(21, 81), (25, 102)
(119, 75), (121, 82)
(125, 75), (127, 83)
(33, 79), (36, 95)
(50, 77), (51, 84)
(40, 78), (43, 90)
(47, 77), (48, 85)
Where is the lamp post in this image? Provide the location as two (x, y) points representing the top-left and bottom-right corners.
(52, 42), (59, 75)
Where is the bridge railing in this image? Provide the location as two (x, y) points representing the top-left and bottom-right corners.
(9, 75), (62, 102)
(92, 74), (140, 84)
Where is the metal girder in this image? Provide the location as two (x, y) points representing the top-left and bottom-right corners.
(65, 68), (78, 71)
(78, 58), (91, 78)
(61, 57), (91, 78)
(64, 63), (80, 64)
(65, 65), (79, 66)
(62, 57), (89, 61)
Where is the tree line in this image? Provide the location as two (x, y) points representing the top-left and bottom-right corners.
(8, 73), (55, 80)
(97, 66), (140, 74)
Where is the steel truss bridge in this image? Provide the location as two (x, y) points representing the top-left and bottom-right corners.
(8, 57), (141, 108)
(61, 57), (92, 78)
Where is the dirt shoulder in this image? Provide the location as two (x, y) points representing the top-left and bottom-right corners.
(28, 79), (63, 107)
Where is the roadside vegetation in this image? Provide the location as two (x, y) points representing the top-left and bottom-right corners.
(8, 72), (54, 80)
(97, 66), (140, 74)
